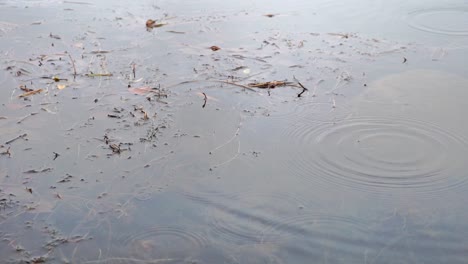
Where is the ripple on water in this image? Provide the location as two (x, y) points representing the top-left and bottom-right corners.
(282, 116), (468, 194)
(182, 190), (315, 245)
(406, 7), (468, 36)
(260, 213), (370, 260)
(119, 226), (209, 259)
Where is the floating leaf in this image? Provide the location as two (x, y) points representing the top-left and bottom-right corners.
(146, 19), (156, 27)
(146, 19), (166, 28)
(210, 46), (221, 51)
(128, 86), (153, 95)
(57, 84), (66, 90)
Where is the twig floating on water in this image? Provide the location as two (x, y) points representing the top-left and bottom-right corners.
(24, 168), (53, 174)
(146, 19), (166, 28)
(0, 147), (11, 157)
(170, 80), (256, 92)
(67, 53), (77, 79)
(248, 80), (293, 89)
(202, 92), (207, 108)
(166, 30), (185, 34)
(18, 89), (43, 98)
(294, 76), (309, 97)
(5, 133), (28, 145)
(85, 73), (113, 77)
(107, 114), (121, 119)
(17, 112), (38, 124)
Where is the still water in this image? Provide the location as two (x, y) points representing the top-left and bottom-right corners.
(1, 0), (468, 263)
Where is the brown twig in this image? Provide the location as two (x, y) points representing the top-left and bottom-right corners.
(67, 53), (77, 79)
(1, 147), (11, 157)
(202, 92), (207, 108)
(294, 76), (309, 97)
(296, 82), (308, 97)
(168, 80), (256, 92)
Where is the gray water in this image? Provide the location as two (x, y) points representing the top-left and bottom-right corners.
(1, 0), (468, 263)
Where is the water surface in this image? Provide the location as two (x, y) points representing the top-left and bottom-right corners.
(1, 0), (468, 263)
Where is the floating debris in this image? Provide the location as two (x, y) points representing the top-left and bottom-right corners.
(85, 73), (113, 77)
(18, 89), (43, 98)
(248, 80), (293, 89)
(202, 92), (207, 108)
(5, 133), (28, 144)
(146, 19), (166, 28)
(23, 168), (53, 174)
(49, 33), (61, 39)
(0, 147), (11, 157)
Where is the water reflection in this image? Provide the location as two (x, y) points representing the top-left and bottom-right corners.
(1, 0), (468, 263)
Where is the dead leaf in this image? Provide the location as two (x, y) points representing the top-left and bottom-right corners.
(146, 19), (156, 27)
(265, 14), (275, 18)
(210, 46), (221, 51)
(128, 86), (153, 95)
(146, 19), (166, 28)
(18, 89), (43, 98)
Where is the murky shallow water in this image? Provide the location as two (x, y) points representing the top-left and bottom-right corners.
(1, 0), (468, 263)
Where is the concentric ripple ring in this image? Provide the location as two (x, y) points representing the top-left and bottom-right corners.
(283, 116), (468, 194)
